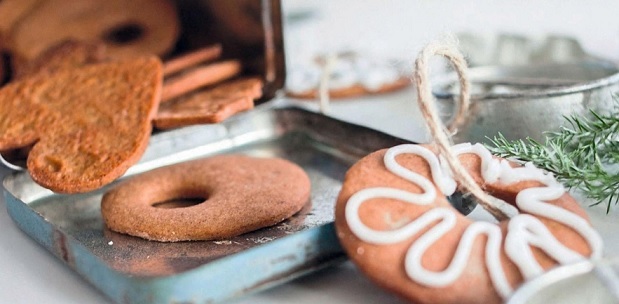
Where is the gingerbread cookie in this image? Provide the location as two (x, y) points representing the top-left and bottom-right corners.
(287, 52), (410, 99)
(0, 56), (162, 193)
(12, 40), (107, 79)
(0, 0), (41, 46)
(335, 143), (602, 304)
(163, 44), (223, 76)
(154, 78), (262, 129)
(101, 155), (311, 242)
(10, 0), (179, 62)
(161, 60), (242, 102)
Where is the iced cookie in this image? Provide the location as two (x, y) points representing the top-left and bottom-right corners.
(287, 52), (410, 99)
(335, 143), (602, 304)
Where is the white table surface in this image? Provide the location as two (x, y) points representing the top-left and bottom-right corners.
(3, 1), (619, 303)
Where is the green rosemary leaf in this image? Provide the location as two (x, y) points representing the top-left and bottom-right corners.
(486, 105), (619, 213)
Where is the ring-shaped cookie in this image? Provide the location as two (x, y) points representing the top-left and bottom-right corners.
(335, 143), (603, 304)
(10, 0), (179, 62)
(102, 155), (311, 242)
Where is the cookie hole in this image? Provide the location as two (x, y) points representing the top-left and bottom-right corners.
(102, 23), (145, 45)
(152, 197), (205, 209)
(447, 192), (478, 215)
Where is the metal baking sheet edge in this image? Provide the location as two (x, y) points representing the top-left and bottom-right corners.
(4, 193), (345, 303)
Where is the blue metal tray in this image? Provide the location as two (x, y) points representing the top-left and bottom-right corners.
(2, 105), (409, 303)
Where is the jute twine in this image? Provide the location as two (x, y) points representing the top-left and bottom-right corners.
(318, 54), (338, 114)
(414, 40), (512, 221)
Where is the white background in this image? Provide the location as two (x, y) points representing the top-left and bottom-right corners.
(2, 1), (619, 303)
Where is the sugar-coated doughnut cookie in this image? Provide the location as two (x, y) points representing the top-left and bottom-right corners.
(10, 0), (179, 62)
(101, 155), (311, 242)
(335, 143), (602, 304)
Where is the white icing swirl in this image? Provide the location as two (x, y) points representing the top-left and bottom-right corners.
(345, 143), (603, 299)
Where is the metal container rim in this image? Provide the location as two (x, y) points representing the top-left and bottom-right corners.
(433, 63), (619, 102)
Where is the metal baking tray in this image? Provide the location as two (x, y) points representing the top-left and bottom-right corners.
(2, 104), (409, 304)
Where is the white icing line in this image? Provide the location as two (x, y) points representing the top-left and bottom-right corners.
(385, 144), (456, 197)
(505, 214), (585, 278)
(516, 187), (604, 260)
(405, 218), (512, 297)
(346, 187), (436, 244)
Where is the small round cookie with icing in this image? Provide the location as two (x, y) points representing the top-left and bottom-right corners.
(335, 143), (603, 304)
(286, 52), (410, 99)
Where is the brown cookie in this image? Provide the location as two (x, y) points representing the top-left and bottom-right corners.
(0, 56), (163, 193)
(288, 77), (410, 99)
(12, 40), (107, 79)
(10, 0), (179, 62)
(335, 144), (600, 303)
(0, 0), (41, 47)
(154, 78), (262, 129)
(286, 52), (410, 100)
(101, 155), (311, 242)
(162, 44), (223, 76)
(161, 60), (242, 102)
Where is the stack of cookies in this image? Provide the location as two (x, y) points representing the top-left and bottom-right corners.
(0, 0), (264, 194)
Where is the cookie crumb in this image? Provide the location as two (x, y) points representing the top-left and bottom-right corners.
(214, 240), (232, 245)
(252, 237), (275, 244)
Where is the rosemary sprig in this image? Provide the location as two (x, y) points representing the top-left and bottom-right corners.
(486, 105), (619, 213)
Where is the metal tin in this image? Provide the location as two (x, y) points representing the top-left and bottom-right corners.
(0, 2), (382, 302)
(173, 0), (286, 101)
(433, 34), (619, 143)
(0, 0), (288, 169)
(2, 105), (410, 303)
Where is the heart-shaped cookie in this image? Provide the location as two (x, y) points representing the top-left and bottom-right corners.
(0, 56), (162, 193)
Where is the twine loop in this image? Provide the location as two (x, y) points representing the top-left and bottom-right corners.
(414, 40), (512, 221)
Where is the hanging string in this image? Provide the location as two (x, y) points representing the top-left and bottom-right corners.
(317, 53), (337, 114)
(414, 40), (512, 221)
